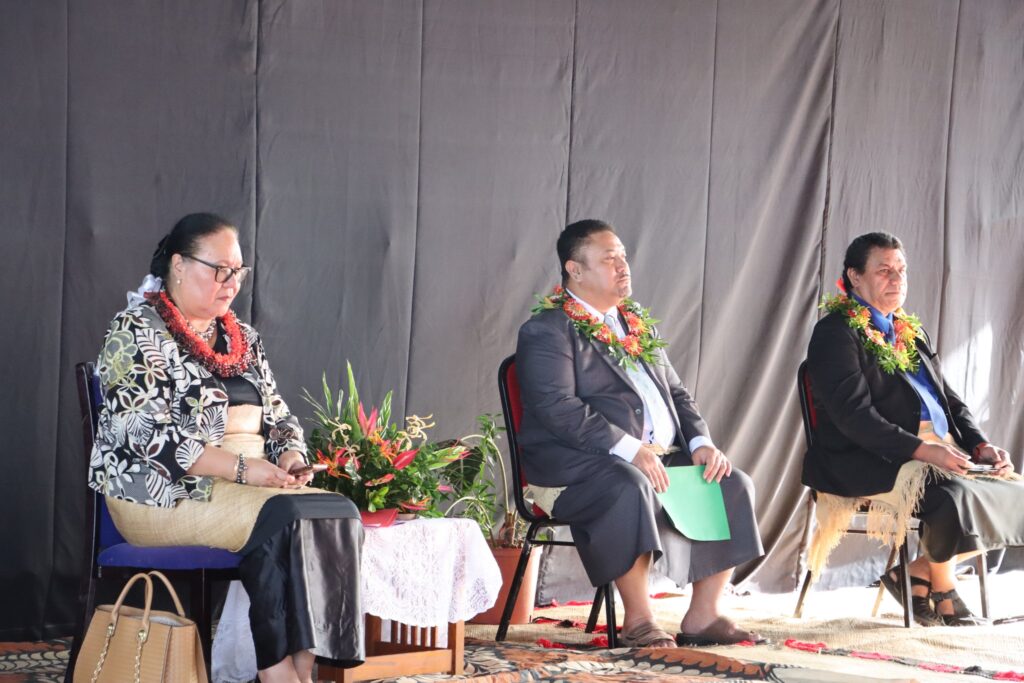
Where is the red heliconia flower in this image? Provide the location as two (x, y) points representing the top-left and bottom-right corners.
(621, 335), (642, 357)
(365, 473), (395, 487)
(835, 276), (846, 293)
(357, 403), (379, 437)
(337, 453), (360, 472)
(553, 284), (564, 294)
(392, 448), (418, 471)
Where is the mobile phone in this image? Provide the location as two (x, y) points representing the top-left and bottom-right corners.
(966, 463), (995, 474)
(289, 463), (328, 476)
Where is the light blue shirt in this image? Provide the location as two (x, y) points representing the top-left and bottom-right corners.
(566, 290), (714, 461)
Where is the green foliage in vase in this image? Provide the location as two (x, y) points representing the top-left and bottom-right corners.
(303, 362), (469, 514)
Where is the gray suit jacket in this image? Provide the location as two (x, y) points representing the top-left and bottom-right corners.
(515, 307), (711, 487)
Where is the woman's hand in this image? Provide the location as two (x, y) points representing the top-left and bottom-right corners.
(245, 458), (298, 488)
(277, 450), (315, 488)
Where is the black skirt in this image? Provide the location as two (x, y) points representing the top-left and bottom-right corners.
(917, 475), (1024, 563)
(550, 454), (764, 588)
(238, 494), (364, 670)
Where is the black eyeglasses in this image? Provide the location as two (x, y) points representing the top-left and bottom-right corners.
(185, 255), (252, 284)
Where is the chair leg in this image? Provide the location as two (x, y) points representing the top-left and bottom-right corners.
(898, 542), (913, 628)
(495, 533), (536, 642)
(603, 583), (618, 648)
(63, 571), (99, 683)
(585, 585), (605, 633)
(976, 552), (989, 619)
(872, 545), (900, 618)
(793, 570), (813, 618)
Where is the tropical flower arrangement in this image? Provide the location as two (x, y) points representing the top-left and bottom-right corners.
(303, 363), (472, 515)
(532, 285), (666, 371)
(821, 281), (924, 374)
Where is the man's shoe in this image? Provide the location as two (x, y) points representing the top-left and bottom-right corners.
(676, 617), (764, 646)
(879, 566), (944, 627)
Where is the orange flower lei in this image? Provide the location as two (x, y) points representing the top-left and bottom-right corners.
(147, 290), (251, 377)
(532, 285), (666, 370)
(822, 293), (923, 373)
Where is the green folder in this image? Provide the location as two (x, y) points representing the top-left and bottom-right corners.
(656, 466), (731, 541)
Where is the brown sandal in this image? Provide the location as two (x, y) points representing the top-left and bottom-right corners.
(620, 620), (677, 648)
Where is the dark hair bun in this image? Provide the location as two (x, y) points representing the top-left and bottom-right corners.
(149, 235), (171, 278)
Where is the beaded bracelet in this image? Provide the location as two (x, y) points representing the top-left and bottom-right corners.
(235, 453), (248, 484)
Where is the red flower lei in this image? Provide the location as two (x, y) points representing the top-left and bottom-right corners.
(147, 290), (251, 377)
(532, 285), (666, 370)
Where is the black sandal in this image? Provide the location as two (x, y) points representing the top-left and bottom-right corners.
(879, 566), (944, 627)
(931, 588), (990, 626)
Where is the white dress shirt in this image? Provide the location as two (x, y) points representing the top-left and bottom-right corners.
(565, 289), (714, 461)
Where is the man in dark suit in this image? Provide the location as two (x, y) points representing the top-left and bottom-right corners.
(516, 219), (763, 647)
(803, 231), (1020, 626)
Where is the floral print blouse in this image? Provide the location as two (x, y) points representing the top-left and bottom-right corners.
(89, 302), (307, 508)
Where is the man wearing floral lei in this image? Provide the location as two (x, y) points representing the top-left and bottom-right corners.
(803, 231), (1023, 627)
(515, 219), (764, 648)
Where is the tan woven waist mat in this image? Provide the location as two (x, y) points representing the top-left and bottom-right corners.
(107, 431), (321, 552)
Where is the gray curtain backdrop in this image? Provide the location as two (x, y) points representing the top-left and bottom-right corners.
(1, 0), (1022, 639)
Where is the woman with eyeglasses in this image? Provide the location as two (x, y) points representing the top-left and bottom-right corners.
(89, 213), (363, 683)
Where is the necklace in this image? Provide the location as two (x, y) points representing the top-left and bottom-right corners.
(821, 293), (923, 373)
(187, 319), (217, 344)
(147, 290), (251, 377)
(531, 285), (667, 371)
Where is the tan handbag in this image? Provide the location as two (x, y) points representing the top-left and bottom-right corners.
(73, 571), (208, 683)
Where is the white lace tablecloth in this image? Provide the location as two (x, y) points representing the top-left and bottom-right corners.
(212, 517), (502, 683)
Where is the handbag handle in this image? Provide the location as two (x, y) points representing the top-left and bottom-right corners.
(146, 571), (187, 617)
(109, 572), (154, 636)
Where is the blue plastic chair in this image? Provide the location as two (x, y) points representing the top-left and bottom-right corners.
(64, 362), (241, 682)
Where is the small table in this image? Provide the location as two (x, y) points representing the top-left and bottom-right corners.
(211, 518), (502, 683)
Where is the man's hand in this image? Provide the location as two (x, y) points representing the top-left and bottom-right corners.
(912, 442), (972, 474)
(632, 446), (670, 493)
(692, 445), (732, 483)
(974, 443), (1015, 476)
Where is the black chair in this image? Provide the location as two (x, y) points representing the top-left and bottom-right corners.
(496, 355), (618, 646)
(64, 362), (242, 682)
(792, 360), (989, 626)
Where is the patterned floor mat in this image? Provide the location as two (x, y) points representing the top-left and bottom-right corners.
(1, 637), (781, 683)
(0, 640), (68, 683)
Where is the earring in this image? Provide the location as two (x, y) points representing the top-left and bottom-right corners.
(176, 278), (181, 285)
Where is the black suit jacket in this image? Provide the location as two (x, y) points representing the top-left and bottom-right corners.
(515, 308), (711, 487)
(802, 311), (988, 497)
